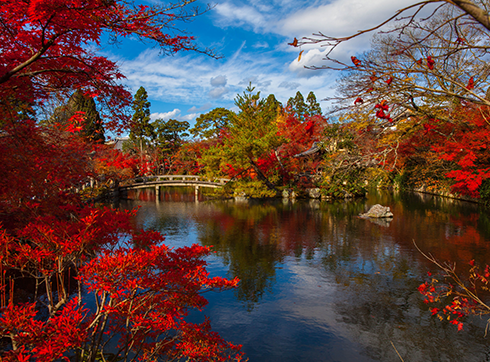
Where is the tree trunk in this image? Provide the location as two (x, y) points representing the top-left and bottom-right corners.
(249, 158), (276, 190)
(449, 0), (490, 31)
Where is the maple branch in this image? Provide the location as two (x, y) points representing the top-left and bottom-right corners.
(15, 68), (95, 78)
(298, 1), (440, 51)
(449, 0), (490, 31)
(299, 1), (490, 50)
(0, 37), (57, 84)
(0, 9), (68, 85)
(414, 241), (490, 313)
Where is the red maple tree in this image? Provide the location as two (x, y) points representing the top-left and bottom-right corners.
(0, 0), (243, 360)
(0, 0), (211, 130)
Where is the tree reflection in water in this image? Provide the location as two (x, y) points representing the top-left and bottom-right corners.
(119, 189), (490, 362)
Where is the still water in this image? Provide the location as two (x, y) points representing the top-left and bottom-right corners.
(117, 188), (490, 362)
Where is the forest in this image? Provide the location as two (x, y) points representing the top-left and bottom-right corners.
(1, 0), (490, 360)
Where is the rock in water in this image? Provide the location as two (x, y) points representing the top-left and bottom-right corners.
(360, 204), (393, 218)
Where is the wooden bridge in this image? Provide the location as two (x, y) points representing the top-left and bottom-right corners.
(118, 175), (230, 198)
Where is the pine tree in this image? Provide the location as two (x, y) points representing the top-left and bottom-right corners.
(306, 91), (322, 117)
(130, 86), (154, 155)
(287, 91), (307, 121)
(264, 94), (283, 120)
(223, 85), (284, 189)
(189, 107), (235, 139)
(50, 90), (105, 143)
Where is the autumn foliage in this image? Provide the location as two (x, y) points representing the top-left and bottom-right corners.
(418, 257), (490, 333)
(0, 0), (243, 360)
(372, 104), (490, 199)
(0, 122), (243, 361)
(431, 107), (490, 198)
(275, 112), (326, 184)
(0, 0), (204, 129)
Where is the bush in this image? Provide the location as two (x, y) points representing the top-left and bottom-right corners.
(233, 180), (278, 199)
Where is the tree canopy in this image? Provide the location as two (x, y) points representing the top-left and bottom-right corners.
(0, 0), (214, 129)
(129, 86), (154, 152)
(190, 107), (235, 139)
(49, 90), (105, 143)
(287, 91), (322, 120)
(201, 86), (285, 189)
(0, 1), (244, 361)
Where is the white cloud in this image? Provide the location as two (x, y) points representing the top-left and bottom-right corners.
(288, 48), (330, 77)
(180, 113), (199, 121)
(213, 0), (425, 54)
(209, 87), (229, 99)
(150, 109), (201, 124)
(205, 0), (428, 85)
(214, 2), (270, 32)
(239, 75), (259, 86)
(119, 46), (333, 115)
(187, 103), (213, 113)
(253, 41), (269, 49)
(279, 81), (300, 90)
(210, 75), (228, 87)
(150, 109), (181, 121)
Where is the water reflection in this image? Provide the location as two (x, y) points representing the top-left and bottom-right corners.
(117, 189), (490, 361)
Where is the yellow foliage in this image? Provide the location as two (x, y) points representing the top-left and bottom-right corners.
(339, 111), (372, 131)
(275, 110), (287, 127)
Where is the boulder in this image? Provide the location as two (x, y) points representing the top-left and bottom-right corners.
(360, 204), (393, 218)
(282, 189), (299, 199)
(307, 188), (321, 199)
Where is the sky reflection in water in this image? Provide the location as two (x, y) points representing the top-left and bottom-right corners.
(117, 188), (490, 361)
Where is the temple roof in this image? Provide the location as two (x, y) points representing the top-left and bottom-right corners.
(293, 142), (322, 158)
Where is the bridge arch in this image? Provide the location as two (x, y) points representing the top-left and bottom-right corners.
(118, 175), (230, 199)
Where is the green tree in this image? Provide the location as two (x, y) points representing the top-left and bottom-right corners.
(152, 118), (190, 173)
(130, 86), (154, 155)
(306, 91), (322, 116)
(264, 94), (283, 119)
(153, 118), (190, 153)
(49, 90), (105, 143)
(189, 107), (235, 139)
(203, 85), (284, 190)
(287, 91), (307, 121)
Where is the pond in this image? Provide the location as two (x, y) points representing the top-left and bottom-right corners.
(116, 188), (490, 362)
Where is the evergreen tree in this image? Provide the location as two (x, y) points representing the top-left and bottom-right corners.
(286, 91), (307, 121)
(189, 107), (234, 139)
(153, 118), (190, 152)
(50, 90), (105, 143)
(130, 86), (154, 154)
(152, 118), (190, 173)
(264, 94), (283, 120)
(306, 91), (322, 117)
(214, 85), (284, 189)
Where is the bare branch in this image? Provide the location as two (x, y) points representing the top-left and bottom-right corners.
(449, 0), (490, 31)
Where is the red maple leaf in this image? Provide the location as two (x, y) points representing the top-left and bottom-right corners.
(427, 56), (435, 70)
(351, 56), (361, 67)
(354, 97), (364, 105)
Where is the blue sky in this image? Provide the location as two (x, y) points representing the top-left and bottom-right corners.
(103, 0), (419, 128)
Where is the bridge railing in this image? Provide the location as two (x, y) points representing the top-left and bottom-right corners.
(119, 175), (230, 188)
